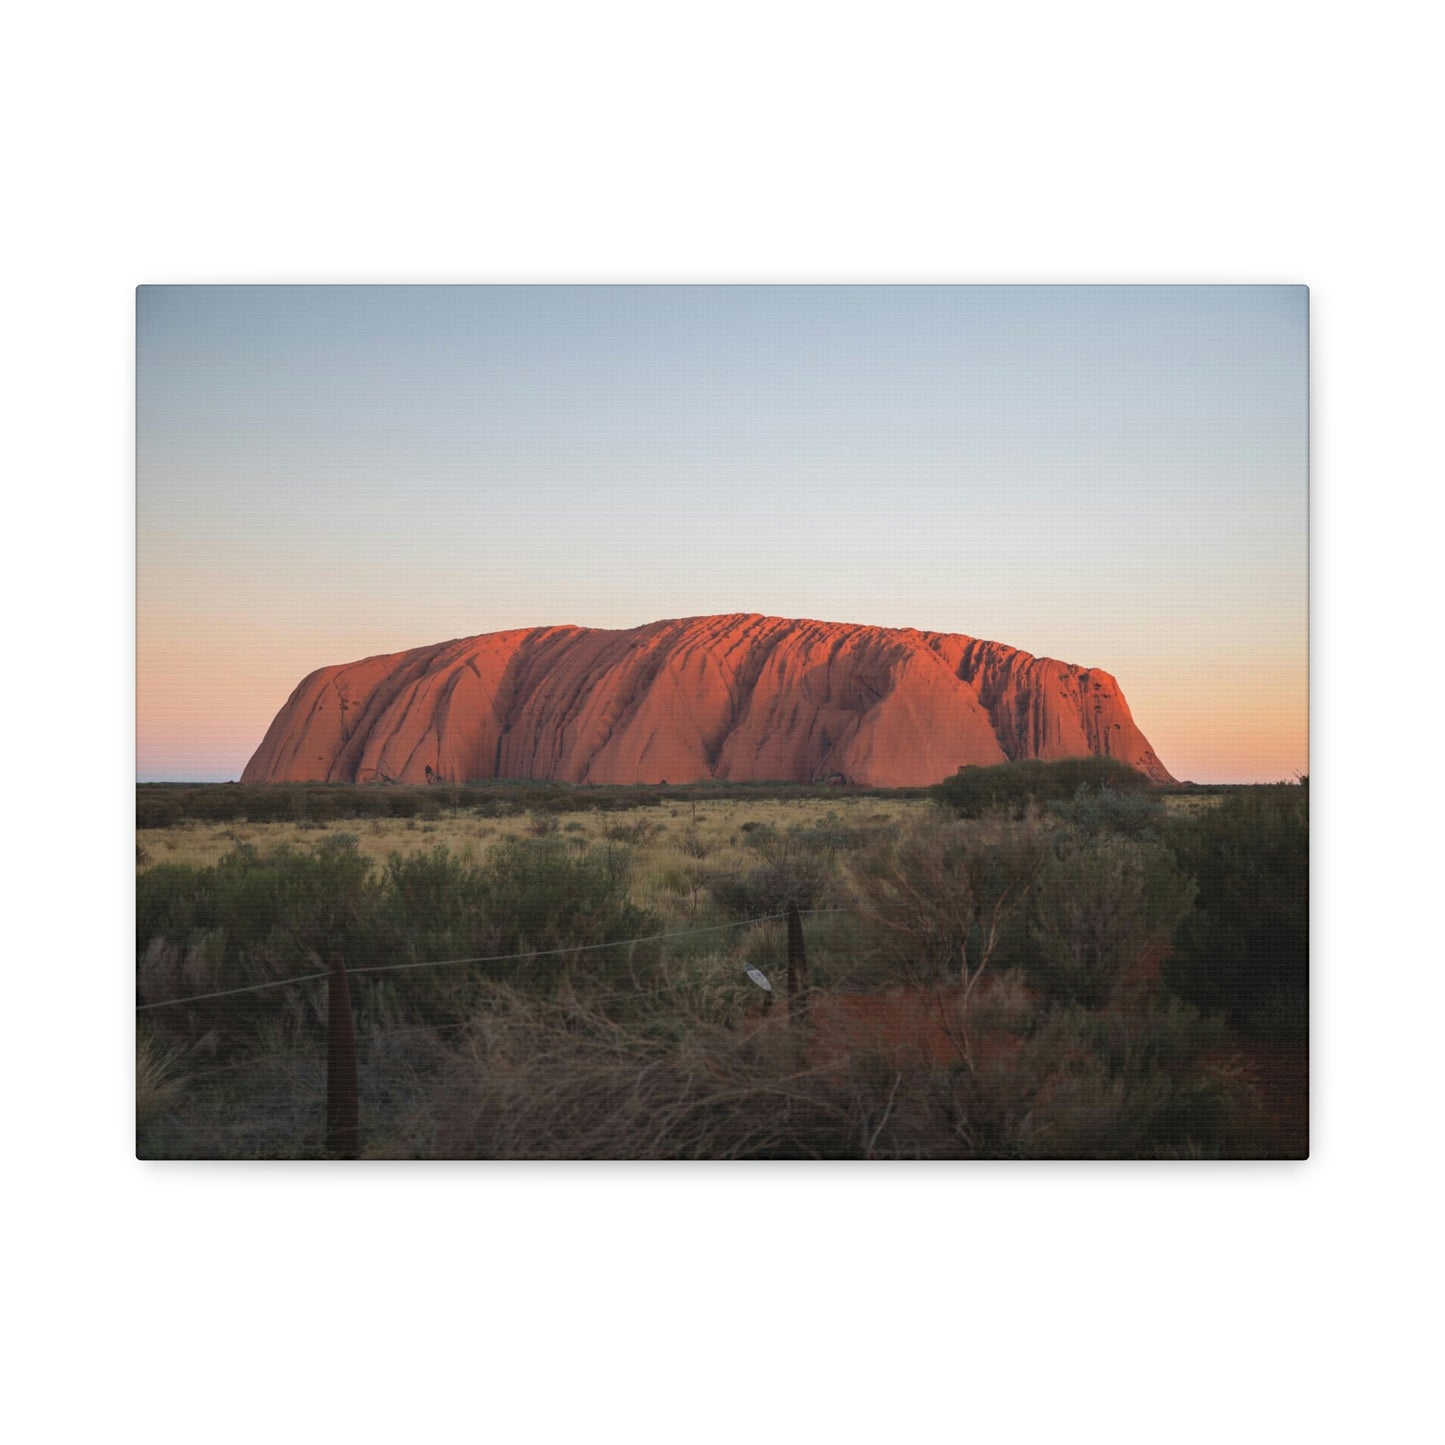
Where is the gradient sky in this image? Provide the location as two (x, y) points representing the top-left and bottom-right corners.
(136, 285), (1307, 783)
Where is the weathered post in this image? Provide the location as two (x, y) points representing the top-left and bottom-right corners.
(786, 900), (810, 1031)
(326, 952), (359, 1158)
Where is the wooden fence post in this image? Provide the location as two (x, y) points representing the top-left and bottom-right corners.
(326, 952), (359, 1158)
(786, 900), (810, 1031)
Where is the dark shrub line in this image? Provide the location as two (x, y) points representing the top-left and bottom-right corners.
(931, 756), (1155, 818)
(138, 779), (932, 828)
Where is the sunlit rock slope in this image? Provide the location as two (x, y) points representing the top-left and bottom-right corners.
(242, 614), (1174, 787)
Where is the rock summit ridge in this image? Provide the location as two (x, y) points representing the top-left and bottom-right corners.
(242, 613), (1174, 787)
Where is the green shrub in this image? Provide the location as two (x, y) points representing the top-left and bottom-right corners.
(933, 757), (1153, 818)
(136, 833), (659, 1048)
(469, 835), (655, 979)
(137, 794), (184, 829)
(346, 837), (657, 1022)
(381, 846), (485, 924)
(136, 836), (376, 1045)
(846, 814), (1049, 1068)
(1163, 781), (1308, 1039)
(708, 858), (834, 918)
(1029, 837), (1195, 1008)
(1046, 786), (1166, 841)
(137, 835), (371, 962)
(847, 814), (1049, 986)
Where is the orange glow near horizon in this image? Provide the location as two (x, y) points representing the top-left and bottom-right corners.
(1130, 669), (1308, 785)
(136, 616), (1308, 785)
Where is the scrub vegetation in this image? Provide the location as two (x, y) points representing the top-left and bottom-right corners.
(136, 766), (1307, 1159)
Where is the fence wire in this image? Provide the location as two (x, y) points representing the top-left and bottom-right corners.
(138, 907), (849, 1145)
(137, 908), (844, 1012)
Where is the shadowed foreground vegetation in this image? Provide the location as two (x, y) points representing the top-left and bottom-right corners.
(136, 766), (1306, 1159)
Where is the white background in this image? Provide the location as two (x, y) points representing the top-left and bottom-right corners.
(5, 3), (1439, 1442)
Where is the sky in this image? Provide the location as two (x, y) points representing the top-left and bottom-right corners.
(136, 285), (1307, 783)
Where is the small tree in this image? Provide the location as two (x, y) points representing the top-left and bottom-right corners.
(847, 814), (1048, 1068)
(1030, 837), (1196, 1008)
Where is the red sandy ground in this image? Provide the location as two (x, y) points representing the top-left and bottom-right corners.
(810, 989), (963, 1066)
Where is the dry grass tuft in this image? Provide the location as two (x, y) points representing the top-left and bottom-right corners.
(136, 1033), (190, 1123)
(408, 986), (920, 1160)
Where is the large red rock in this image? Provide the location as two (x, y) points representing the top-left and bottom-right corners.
(241, 614), (1174, 787)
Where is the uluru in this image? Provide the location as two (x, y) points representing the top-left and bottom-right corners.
(241, 614), (1174, 788)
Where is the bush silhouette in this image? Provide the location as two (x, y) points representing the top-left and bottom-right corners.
(933, 757), (1153, 818)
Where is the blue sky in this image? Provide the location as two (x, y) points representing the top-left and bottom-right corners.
(137, 285), (1307, 782)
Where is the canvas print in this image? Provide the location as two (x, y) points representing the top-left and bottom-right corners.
(136, 285), (1308, 1159)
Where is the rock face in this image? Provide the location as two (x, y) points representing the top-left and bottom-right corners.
(242, 614), (1174, 787)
